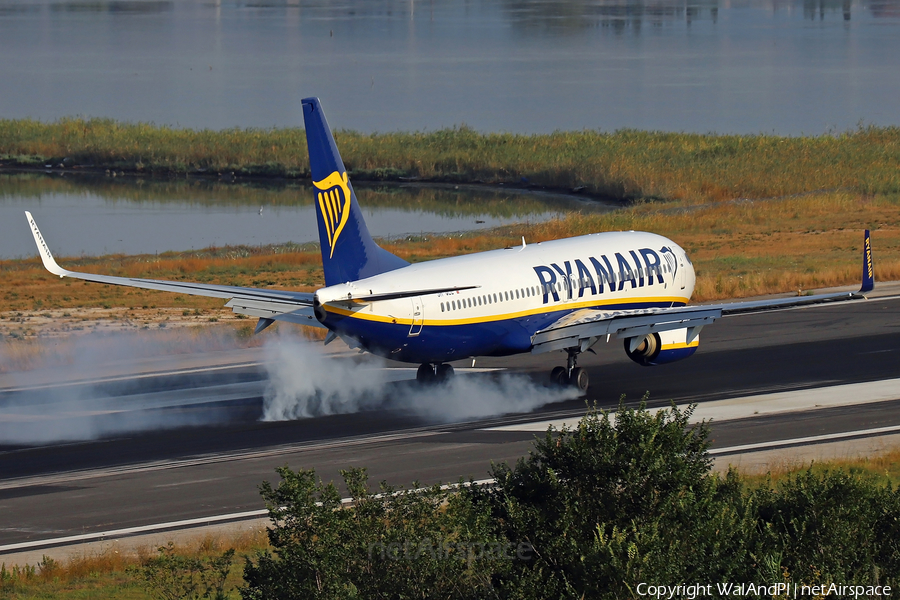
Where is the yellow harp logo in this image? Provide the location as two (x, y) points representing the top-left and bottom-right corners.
(866, 237), (874, 279)
(313, 171), (352, 258)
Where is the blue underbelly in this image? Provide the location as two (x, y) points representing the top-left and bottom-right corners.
(326, 313), (541, 363)
(323, 299), (684, 364)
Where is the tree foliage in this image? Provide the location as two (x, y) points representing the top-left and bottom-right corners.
(241, 466), (508, 599)
(466, 400), (753, 598)
(241, 399), (900, 599)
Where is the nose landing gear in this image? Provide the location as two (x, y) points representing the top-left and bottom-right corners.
(550, 350), (589, 393)
(416, 363), (455, 385)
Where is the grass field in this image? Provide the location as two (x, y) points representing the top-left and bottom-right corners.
(1, 529), (266, 600)
(2, 118), (899, 203)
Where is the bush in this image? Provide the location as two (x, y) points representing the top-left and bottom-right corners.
(241, 466), (508, 599)
(137, 542), (234, 600)
(464, 399), (754, 598)
(241, 401), (900, 599)
(750, 469), (900, 587)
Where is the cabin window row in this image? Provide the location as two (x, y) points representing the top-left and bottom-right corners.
(439, 285), (544, 312)
(438, 264), (673, 312)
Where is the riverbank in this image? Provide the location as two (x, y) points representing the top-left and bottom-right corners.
(2, 118), (899, 204)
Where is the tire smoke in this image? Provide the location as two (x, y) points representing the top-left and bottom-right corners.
(261, 335), (579, 423)
(0, 329), (257, 446)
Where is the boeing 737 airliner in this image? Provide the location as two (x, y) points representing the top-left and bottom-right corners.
(24, 97), (875, 393)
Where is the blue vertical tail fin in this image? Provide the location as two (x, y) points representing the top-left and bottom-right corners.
(302, 97), (408, 286)
(860, 229), (874, 293)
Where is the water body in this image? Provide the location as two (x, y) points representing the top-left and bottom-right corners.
(1, 0), (898, 135)
(0, 173), (611, 258)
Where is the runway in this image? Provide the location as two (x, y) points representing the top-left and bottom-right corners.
(1, 291), (899, 556)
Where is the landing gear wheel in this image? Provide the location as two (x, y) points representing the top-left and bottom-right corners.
(436, 363), (455, 383)
(569, 367), (589, 393)
(550, 366), (568, 387)
(416, 363), (435, 384)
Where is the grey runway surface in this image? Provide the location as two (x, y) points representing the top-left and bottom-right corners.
(1, 297), (899, 550)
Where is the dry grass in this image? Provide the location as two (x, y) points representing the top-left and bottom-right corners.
(0, 527), (268, 599)
(3, 119), (900, 204)
(525, 191), (900, 300)
(739, 446), (900, 490)
(0, 248), (325, 314)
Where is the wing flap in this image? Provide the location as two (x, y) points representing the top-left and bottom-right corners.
(531, 291), (864, 355)
(532, 307), (721, 355)
(225, 298), (320, 326)
(532, 287), (867, 354)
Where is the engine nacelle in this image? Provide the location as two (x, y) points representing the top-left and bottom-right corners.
(624, 328), (700, 366)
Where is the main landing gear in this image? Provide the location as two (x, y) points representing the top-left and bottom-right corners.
(416, 363), (455, 385)
(550, 349), (589, 394)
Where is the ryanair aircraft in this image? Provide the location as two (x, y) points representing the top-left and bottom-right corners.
(25, 98), (875, 393)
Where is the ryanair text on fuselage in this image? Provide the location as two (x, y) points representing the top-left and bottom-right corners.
(533, 246), (677, 304)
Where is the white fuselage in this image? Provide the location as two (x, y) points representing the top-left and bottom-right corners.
(315, 231), (695, 363)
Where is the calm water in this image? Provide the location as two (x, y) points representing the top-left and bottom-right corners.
(1, 173), (612, 258)
(1, 0), (899, 135)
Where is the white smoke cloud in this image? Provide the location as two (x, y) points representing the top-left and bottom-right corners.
(0, 388), (230, 445)
(261, 336), (390, 420)
(392, 371), (579, 422)
(261, 334), (579, 423)
(0, 329), (581, 446)
(0, 329), (254, 445)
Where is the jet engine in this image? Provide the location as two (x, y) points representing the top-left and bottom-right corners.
(624, 327), (700, 366)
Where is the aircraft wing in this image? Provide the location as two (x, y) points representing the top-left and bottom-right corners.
(25, 212), (321, 329)
(531, 230), (875, 355)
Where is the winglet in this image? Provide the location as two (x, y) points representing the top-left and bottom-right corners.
(24, 211), (70, 278)
(860, 229), (874, 294)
